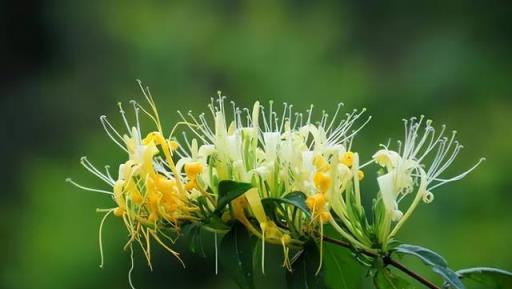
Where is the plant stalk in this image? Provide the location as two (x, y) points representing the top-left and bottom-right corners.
(322, 236), (441, 289)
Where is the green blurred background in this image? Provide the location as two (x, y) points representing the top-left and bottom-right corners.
(1, 1), (511, 289)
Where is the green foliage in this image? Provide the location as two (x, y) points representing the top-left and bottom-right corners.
(323, 243), (364, 289)
(262, 191), (311, 220)
(393, 244), (464, 289)
(286, 242), (325, 289)
(261, 191), (311, 237)
(394, 244), (448, 267)
(216, 181), (253, 213)
(373, 268), (415, 289)
(220, 223), (257, 289)
(211, 207), (512, 289)
(181, 223), (204, 255)
(452, 267), (512, 289)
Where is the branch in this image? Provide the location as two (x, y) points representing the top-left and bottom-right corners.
(322, 236), (440, 289)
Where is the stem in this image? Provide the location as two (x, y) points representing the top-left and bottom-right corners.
(323, 236), (440, 289)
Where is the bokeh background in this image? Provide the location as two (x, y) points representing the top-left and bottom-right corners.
(1, 1), (511, 289)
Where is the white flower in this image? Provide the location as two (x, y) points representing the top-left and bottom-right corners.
(177, 94), (370, 199)
(374, 116), (485, 223)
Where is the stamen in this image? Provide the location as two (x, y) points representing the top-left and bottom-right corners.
(429, 157), (485, 190)
(235, 107), (243, 130)
(260, 106), (269, 132)
(199, 113), (215, 140)
(287, 104), (294, 128)
(129, 100), (142, 138)
(208, 97), (216, 117)
(230, 101), (237, 128)
(306, 105), (314, 125)
(292, 112), (301, 130)
(272, 111), (278, 130)
(331, 115), (372, 145)
(118, 102), (132, 133)
(137, 79), (162, 132)
(242, 107), (251, 127)
(104, 165), (114, 181)
(100, 115), (129, 152)
(279, 102), (288, 132)
(269, 100), (274, 131)
(177, 111), (209, 144)
(325, 103), (344, 134)
(80, 157), (115, 186)
(66, 178), (113, 195)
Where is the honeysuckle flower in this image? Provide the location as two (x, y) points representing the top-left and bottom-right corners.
(373, 116), (485, 245)
(178, 95), (369, 212)
(174, 94), (375, 269)
(69, 84), (486, 287)
(67, 82), (207, 288)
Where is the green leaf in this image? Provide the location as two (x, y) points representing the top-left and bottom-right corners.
(393, 244), (464, 289)
(219, 222), (256, 289)
(323, 242), (364, 289)
(394, 244), (448, 267)
(262, 191), (311, 219)
(181, 223), (203, 254)
(216, 181), (253, 213)
(374, 268), (415, 289)
(286, 242), (326, 289)
(432, 266), (464, 289)
(453, 267), (512, 289)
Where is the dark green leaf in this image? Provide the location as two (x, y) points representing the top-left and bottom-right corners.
(393, 244), (464, 289)
(220, 222), (256, 289)
(181, 223), (203, 254)
(453, 267), (512, 289)
(283, 191), (312, 218)
(262, 191), (311, 219)
(286, 242), (326, 289)
(216, 181), (253, 213)
(374, 268), (415, 289)
(323, 242), (364, 289)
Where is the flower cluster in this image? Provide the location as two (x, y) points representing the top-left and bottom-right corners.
(68, 83), (483, 287)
